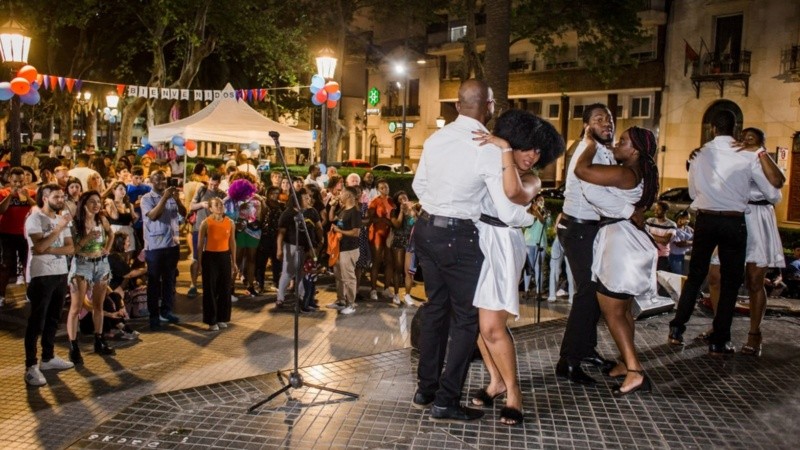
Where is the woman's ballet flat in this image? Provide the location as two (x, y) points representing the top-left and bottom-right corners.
(612, 370), (652, 397)
(470, 388), (506, 407)
(499, 406), (524, 426)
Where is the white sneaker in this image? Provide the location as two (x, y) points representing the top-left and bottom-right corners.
(231, 295), (238, 303)
(40, 356), (74, 371)
(403, 294), (416, 306)
(218, 322), (228, 328)
(25, 365), (46, 386)
(326, 302), (345, 310)
(556, 289), (568, 297)
(392, 295), (401, 305)
(547, 297), (557, 303)
(120, 332), (138, 340)
(340, 306), (356, 315)
(383, 288), (393, 298)
(208, 324), (220, 331)
(16, 275), (25, 285)
(370, 290), (378, 301)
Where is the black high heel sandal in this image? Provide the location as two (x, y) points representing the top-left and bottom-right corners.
(741, 332), (762, 356)
(602, 361), (626, 378)
(612, 370), (652, 397)
(470, 388), (506, 407)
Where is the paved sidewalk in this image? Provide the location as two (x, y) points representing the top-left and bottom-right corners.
(0, 257), (568, 449)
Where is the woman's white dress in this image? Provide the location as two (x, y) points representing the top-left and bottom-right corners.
(473, 192), (527, 318)
(745, 184), (784, 268)
(591, 183), (658, 298)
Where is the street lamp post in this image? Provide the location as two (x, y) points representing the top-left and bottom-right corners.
(394, 64), (409, 174)
(75, 91), (91, 150)
(315, 47), (337, 166)
(105, 91), (120, 152)
(0, 19), (32, 167)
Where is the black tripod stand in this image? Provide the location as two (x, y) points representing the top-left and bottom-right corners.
(248, 131), (359, 414)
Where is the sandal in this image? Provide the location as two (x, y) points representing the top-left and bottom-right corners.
(612, 370), (652, 397)
(602, 361), (627, 378)
(741, 332), (762, 357)
(695, 328), (713, 343)
(499, 406), (524, 426)
(470, 388), (506, 407)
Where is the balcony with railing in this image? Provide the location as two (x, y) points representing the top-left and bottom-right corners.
(689, 50), (752, 98)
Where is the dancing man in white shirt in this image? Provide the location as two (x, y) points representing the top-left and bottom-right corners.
(668, 111), (780, 354)
(411, 79), (533, 422)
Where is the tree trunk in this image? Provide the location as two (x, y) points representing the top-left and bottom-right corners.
(460, 0), (483, 81)
(484, 0), (511, 114)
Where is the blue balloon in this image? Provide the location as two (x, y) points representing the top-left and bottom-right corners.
(311, 95), (323, 106)
(329, 91), (342, 101)
(175, 146), (186, 156)
(137, 146), (148, 156)
(172, 135), (185, 146)
(0, 82), (12, 101)
(109, 116), (117, 124)
(19, 89), (40, 105)
(248, 141), (259, 151)
(318, 163), (327, 175)
(141, 136), (150, 146)
(31, 81), (40, 91)
(311, 74), (325, 90)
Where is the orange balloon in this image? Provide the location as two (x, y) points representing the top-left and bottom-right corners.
(185, 140), (197, 151)
(10, 77), (31, 95)
(326, 99), (338, 109)
(323, 81), (340, 93)
(17, 65), (38, 83)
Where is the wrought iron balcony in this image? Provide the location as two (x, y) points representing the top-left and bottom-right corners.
(690, 50), (751, 98)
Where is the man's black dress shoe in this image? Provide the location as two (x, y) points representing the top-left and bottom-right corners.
(582, 352), (616, 373)
(668, 326), (684, 345)
(555, 359), (596, 386)
(430, 405), (484, 422)
(708, 342), (736, 355)
(412, 391), (435, 410)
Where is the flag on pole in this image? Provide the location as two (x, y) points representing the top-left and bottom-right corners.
(684, 40), (700, 75)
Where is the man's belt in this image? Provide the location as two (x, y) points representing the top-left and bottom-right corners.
(561, 213), (599, 225)
(479, 214), (508, 228)
(748, 200), (772, 206)
(419, 210), (473, 228)
(697, 209), (744, 217)
(77, 255), (107, 263)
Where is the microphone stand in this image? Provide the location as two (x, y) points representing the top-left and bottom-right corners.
(534, 210), (549, 324)
(248, 131), (359, 414)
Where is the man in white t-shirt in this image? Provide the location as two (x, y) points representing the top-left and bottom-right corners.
(23, 184), (75, 386)
(68, 153), (100, 190)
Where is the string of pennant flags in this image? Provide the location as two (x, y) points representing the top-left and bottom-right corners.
(36, 73), (308, 104)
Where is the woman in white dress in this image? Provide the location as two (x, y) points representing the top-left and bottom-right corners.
(471, 110), (565, 425)
(573, 126), (659, 396)
(739, 128), (784, 356)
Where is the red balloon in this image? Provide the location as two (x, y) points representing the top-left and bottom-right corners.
(323, 81), (340, 94)
(326, 99), (338, 109)
(145, 150), (157, 160)
(185, 140), (197, 151)
(17, 65), (38, 83)
(314, 89), (328, 103)
(9, 77), (31, 95)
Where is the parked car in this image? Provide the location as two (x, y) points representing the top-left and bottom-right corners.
(340, 159), (372, 168)
(539, 183), (565, 200)
(658, 187), (693, 212)
(372, 163), (414, 174)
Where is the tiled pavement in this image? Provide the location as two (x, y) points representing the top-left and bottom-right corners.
(2, 256), (800, 449)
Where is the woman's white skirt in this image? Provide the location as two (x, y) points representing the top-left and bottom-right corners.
(592, 220), (658, 298)
(473, 222), (526, 318)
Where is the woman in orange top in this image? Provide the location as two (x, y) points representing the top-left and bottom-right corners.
(198, 197), (237, 331)
(368, 179), (395, 302)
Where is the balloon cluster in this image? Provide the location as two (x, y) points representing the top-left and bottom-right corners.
(310, 74), (341, 108)
(240, 141), (260, 159)
(103, 107), (120, 124)
(136, 136), (157, 159)
(0, 65), (42, 105)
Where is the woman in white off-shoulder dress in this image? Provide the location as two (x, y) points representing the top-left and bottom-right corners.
(573, 126), (660, 396)
(471, 110), (565, 425)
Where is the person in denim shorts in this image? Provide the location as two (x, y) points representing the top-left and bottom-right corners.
(66, 191), (115, 364)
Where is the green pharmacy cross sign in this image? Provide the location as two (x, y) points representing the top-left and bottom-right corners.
(367, 87), (380, 106)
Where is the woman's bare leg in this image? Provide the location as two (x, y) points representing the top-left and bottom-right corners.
(479, 308), (521, 422)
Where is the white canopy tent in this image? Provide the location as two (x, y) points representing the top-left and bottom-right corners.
(147, 84), (313, 149)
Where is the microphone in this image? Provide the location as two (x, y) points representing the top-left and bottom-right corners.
(269, 131), (280, 139)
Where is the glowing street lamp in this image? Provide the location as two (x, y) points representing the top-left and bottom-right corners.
(0, 19), (31, 167)
(315, 48), (337, 166)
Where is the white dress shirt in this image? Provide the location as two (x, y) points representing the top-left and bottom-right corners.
(412, 115), (533, 227)
(689, 136), (779, 212)
(562, 140), (635, 221)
